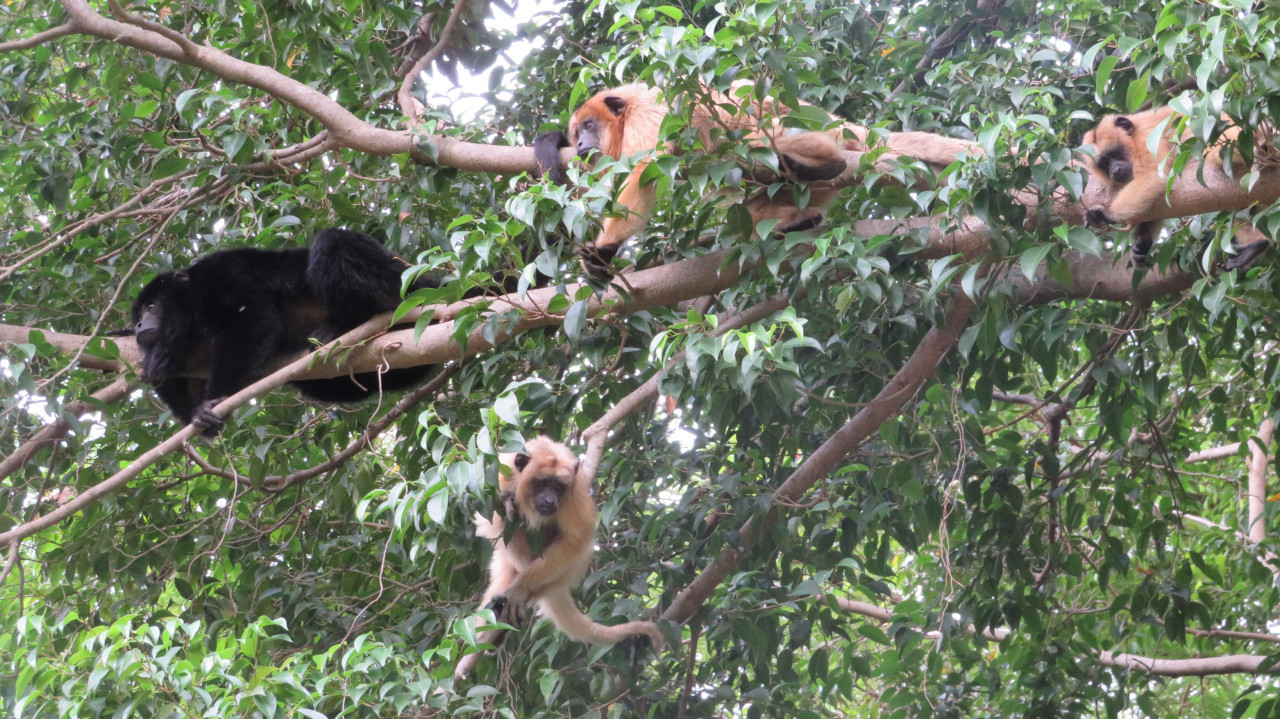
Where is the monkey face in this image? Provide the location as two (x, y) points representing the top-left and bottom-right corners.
(1085, 115), (1140, 186)
(131, 271), (191, 352)
(133, 303), (162, 350)
(570, 93), (628, 158)
(529, 476), (568, 517)
(572, 117), (603, 157)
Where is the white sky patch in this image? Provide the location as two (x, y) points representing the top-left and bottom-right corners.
(419, 0), (562, 122)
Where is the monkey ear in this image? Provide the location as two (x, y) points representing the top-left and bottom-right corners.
(173, 270), (190, 283)
(1113, 116), (1136, 135)
(513, 452), (531, 472)
(603, 95), (627, 116)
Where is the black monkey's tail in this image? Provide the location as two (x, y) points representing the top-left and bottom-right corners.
(533, 130), (571, 185)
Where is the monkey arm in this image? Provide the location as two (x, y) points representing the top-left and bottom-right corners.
(499, 534), (593, 607)
(1103, 175), (1173, 224)
(473, 510), (505, 540)
(594, 165), (657, 252)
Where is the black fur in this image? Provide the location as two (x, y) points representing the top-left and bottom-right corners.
(130, 228), (436, 436)
(533, 131), (571, 185)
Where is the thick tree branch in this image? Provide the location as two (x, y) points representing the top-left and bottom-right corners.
(1186, 443), (1244, 464)
(1246, 418), (1275, 544)
(0, 325), (138, 371)
(1096, 652), (1280, 677)
(55, 0), (538, 173)
(662, 295), (975, 625)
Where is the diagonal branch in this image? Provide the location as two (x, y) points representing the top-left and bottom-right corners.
(0, 22), (75, 52)
(662, 294), (975, 625)
(0, 376), (133, 483)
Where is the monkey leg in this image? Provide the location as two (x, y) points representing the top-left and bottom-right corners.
(581, 164), (658, 279)
(1129, 221), (1162, 266)
(745, 186), (838, 236)
(454, 554), (519, 682)
(1225, 222), (1272, 270)
(773, 132), (847, 181)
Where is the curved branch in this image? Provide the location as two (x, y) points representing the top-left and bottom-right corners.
(56, 0), (539, 173)
(0, 376), (133, 482)
(0, 23), (75, 52)
(663, 295), (975, 625)
(397, 0), (472, 130)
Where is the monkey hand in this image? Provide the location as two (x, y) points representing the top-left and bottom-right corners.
(486, 588), (530, 627)
(576, 244), (618, 280)
(191, 399), (226, 437)
(1084, 207), (1118, 230)
(501, 491), (518, 523)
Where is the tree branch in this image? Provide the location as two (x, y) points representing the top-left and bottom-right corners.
(0, 22), (75, 52)
(1096, 652), (1280, 677)
(662, 295), (975, 625)
(1245, 418), (1275, 544)
(831, 594), (1280, 675)
(0, 376), (133, 483)
(396, 0), (472, 131)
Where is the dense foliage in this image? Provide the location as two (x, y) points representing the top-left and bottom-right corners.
(3, 0), (1280, 716)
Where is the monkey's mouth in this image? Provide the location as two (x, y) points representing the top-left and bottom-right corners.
(135, 328), (159, 350)
(534, 501), (558, 517)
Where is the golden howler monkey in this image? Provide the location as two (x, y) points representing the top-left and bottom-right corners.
(534, 83), (857, 277)
(454, 437), (662, 680)
(1083, 106), (1271, 268)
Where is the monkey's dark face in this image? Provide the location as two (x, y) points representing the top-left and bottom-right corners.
(133, 302), (163, 351)
(572, 116), (604, 158)
(529, 476), (568, 517)
(1086, 115), (1139, 186)
(131, 272), (190, 351)
(1095, 146), (1134, 184)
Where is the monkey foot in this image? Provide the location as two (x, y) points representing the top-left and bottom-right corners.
(776, 209), (825, 236)
(576, 244), (618, 280)
(779, 153), (847, 182)
(1225, 239), (1272, 270)
(1084, 207), (1117, 230)
(192, 399), (226, 437)
(486, 593), (527, 627)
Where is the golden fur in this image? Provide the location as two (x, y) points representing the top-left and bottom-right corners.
(455, 437), (662, 680)
(1083, 106), (1269, 268)
(567, 83), (859, 276)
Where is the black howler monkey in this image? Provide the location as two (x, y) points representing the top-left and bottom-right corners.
(129, 228), (436, 436)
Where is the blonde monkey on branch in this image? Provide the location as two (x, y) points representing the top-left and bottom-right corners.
(1082, 105), (1271, 268)
(454, 437), (663, 681)
(535, 82), (860, 278)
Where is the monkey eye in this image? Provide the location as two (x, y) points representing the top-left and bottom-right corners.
(581, 119), (595, 130)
